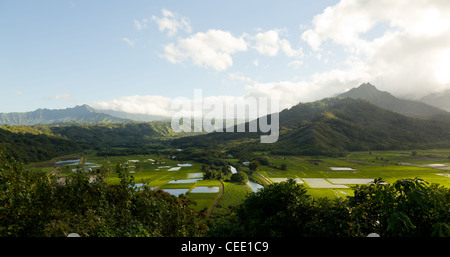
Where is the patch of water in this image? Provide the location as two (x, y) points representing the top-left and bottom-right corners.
(399, 163), (450, 170)
(302, 178), (349, 188)
(271, 178), (303, 184)
(188, 173), (203, 179)
(55, 159), (80, 166)
(329, 167), (355, 171)
(328, 178), (374, 184)
(130, 183), (146, 191)
(161, 188), (190, 196)
(190, 186), (220, 193)
(246, 181), (264, 192)
(168, 178), (203, 183)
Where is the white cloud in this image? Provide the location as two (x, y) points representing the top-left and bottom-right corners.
(162, 28), (305, 71)
(152, 9), (192, 37)
(122, 37), (136, 47)
(287, 60), (303, 70)
(300, 0), (450, 97)
(104, 0), (450, 119)
(162, 29), (247, 71)
(251, 29), (303, 58)
(243, 70), (366, 111)
(92, 93), (247, 119)
(93, 95), (175, 117)
(228, 72), (255, 84)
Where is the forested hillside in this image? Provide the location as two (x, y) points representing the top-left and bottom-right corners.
(173, 97), (450, 156)
(0, 121), (187, 163)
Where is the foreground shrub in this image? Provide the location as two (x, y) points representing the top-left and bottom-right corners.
(0, 157), (205, 237)
(208, 178), (450, 237)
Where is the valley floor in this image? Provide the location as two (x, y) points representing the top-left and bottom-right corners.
(27, 148), (450, 216)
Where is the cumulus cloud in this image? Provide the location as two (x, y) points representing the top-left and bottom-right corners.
(251, 29), (303, 58)
(300, 0), (450, 97)
(161, 28), (306, 71)
(152, 9), (192, 37)
(162, 29), (248, 71)
(91, 93), (228, 118)
(228, 72), (255, 84)
(103, 1), (450, 118)
(93, 95), (175, 117)
(243, 71), (365, 111)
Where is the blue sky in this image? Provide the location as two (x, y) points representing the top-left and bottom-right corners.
(1, 0), (450, 114)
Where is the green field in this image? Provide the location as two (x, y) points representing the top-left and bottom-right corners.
(27, 149), (450, 216)
(259, 149), (450, 198)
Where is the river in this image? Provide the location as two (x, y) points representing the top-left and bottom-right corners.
(246, 181), (264, 192)
(230, 166), (263, 192)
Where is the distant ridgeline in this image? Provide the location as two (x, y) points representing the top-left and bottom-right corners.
(174, 84), (450, 156)
(3, 83), (450, 162)
(338, 83), (450, 123)
(0, 104), (130, 125)
(0, 122), (186, 163)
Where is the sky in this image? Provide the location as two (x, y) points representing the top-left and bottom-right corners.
(1, 0), (450, 115)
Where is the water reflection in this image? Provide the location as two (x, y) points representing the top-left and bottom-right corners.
(246, 181), (263, 192)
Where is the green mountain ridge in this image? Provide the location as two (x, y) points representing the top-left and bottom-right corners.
(272, 97), (450, 155)
(0, 121), (188, 163)
(0, 104), (131, 125)
(338, 83), (450, 122)
(2, 83), (450, 162)
(174, 94), (450, 156)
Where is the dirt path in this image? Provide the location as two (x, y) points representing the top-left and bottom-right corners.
(255, 172), (272, 185)
(79, 156), (86, 166)
(207, 179), (224, 218)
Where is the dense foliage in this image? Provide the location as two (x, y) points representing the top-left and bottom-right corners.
(0, 121), (186, 164)
(3, 97), (450, 164)
(208, 178), (450, 237)
(0, 126), (81, 163)
(0, 155), (205, 237)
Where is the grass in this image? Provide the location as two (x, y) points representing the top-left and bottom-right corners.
(260, 149), (450, 197)
(210, 181), (251, 218)
(26, 148), (450, 214)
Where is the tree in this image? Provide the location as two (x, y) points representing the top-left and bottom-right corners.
(230, 172), (248, 185)
(248, 160), (260, 171)
(210, 179), (315, 237)
(280, 163), (288, 171)
(209, 177), (450, 237)
(221, 166), (231, 176)
(348, 178), (450, 237)
(0, 157), (205, 237)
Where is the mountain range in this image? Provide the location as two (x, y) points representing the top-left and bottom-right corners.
(1, 83), (449, 126)
(2, 83), (450, 160)
(0, 104), (130, 125)
(338, 83), (450, 123)
(174, 83), (450, 156)
(420, 90), (450, 112)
